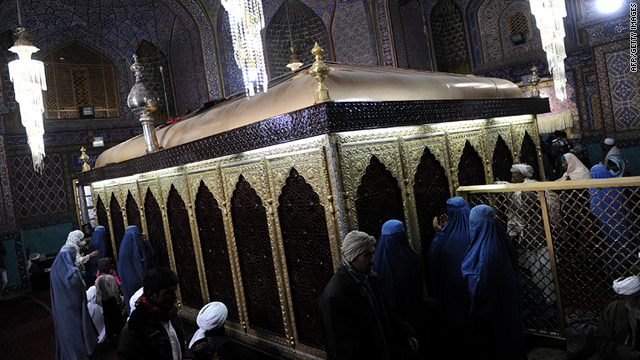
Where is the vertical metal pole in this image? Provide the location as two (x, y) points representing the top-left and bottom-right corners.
(538, 190), (566, 331)
(159, 66), (171, 118)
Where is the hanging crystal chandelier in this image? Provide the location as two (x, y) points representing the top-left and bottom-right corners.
(222, 0), (268, 96)
(530, 0), (568, 101)
(9, 26), (47, 173)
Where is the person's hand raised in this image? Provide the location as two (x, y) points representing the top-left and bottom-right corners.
(432, 213), (448, 231)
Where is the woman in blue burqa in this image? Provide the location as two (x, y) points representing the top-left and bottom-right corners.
(118, 225), (155, 314)
(373, 220), (424, 329)
(428, 197), (472, 346)
(461, 205), (527, 360)
(589, 164), (636, 276)
(85, 226), (108, 286)
(50, 244), (98, 359)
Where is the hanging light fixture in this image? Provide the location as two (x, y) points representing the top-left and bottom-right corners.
(530, 0), (568, 101)
(8, 0), (47, 173)
(221, 0), (268, 96)
(284, 0), (303, 72)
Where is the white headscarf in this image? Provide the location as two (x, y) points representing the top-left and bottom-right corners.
(128, 287), (144, 319)
(189, 302), (229, 348)
(86, 286), (106, 343)
(557, 153), (591, 181)
(65, 230), (88, 265)
(510, 164), (534, 179)
(613, 276), (640, 295)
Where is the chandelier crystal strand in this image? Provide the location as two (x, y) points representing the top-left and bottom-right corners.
(8, 29), (47, 173)
(530, 0), (568, 101)
(222, 0), (268, 96)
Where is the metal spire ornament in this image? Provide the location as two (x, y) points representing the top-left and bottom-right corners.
(8, 1), (47, 173)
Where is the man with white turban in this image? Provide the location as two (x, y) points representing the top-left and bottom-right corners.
(510, 164), (535, 183)
(188, 302), (238, 360)
(590, 276), (640, 360)
(66, 230), (98, 266)
(318, 230), (418, 359)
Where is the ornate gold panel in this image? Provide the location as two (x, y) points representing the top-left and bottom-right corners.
(159, 173), (208, 308)
(219, 157), (293, 347)
(446, 128), (487, 188)
(511, 118), (537, 162)
(400, 134), (452, 251)
(337, 138), (408, 237)
(484, 124), (514, 182)
(186, 166), (246, 319)
(265, 147), (339, 356)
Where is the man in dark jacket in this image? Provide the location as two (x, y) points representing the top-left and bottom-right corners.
(319, 230), (418, 360)
(118, 267), (194, 360)
(590, 276), (640, 360)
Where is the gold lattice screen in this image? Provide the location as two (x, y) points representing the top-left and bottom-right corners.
(43, 42), (120, 119)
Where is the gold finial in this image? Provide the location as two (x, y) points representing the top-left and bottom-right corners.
(529, 66), (541, 98)
(308, 42), (330, 103)
(80, 147), (91, 172)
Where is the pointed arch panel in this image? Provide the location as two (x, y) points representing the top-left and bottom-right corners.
(231, 175), (285, 336)
(125, 191), (142, 230)
(458, 141), (486, 186)
(144, 189), (171, 268)
(355, 155), (405, 240)
(492, 135), (515, 183)
(166, 186), (203, 309)
(431, 0), (470, 73)
(194, 181), (240, 322)
(277, 168), (333, 348)
(96, 196), (114, 259)
(109, 193), (125, 254)
(520, 131), (541, 180)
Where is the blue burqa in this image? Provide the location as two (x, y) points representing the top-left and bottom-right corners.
(428, 197), (471, 331)
(461, 205), (526, 360)
(373, 220), (424, 329)
(85, 226), (108, 280)
(118, 225), (154, 313)
(589, 164), (634, 275)
(50, 245), (98, 359)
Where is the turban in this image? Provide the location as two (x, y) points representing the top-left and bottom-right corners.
(604, 138), (615, 146)
(66, 230), (85, 247)
(189, 302), (229, 348)
(613, 276), (640, 295)
(510, 164), (534, 179)
(341, 230), (376, 266)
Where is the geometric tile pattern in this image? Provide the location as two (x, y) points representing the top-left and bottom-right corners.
(578, 0), (629, 27)
(9, 153), (68, 220)
(331, 0), (378, 66)
(431, 0), (469, 73)
(265, 0), (330, 79)
(606, 50), (640, 130)
(170, 19), (209, 115)
(595, 39), (640, 139)
(399, 0), (432, 70)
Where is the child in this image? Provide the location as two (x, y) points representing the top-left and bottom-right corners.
(96, 257), (121, 286)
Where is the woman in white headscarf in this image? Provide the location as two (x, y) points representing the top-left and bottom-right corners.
(66, 230), (99, 266)
(556, 153), (592, 181)
(86, 286), (106, 343)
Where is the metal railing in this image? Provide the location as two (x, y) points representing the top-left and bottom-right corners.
(457, 177), (640, 337)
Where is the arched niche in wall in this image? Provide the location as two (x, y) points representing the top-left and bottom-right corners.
(458, 141), (486, 186)
(519, 131), (540, 180)
(41, 41), (120, 120)
(125, 191), (142, 230)
(492, 135), (514, 182)
(96, 196), (114, 259)
(135, 41), (176, 122)
(194, 181), (239, 322)
(166, 186), (203, 309)
(109, 194), (125, 254)
(277, 168), (333, 348)
(430, 0), (470, 73)
(388, 0), (432, 70)
(413, 147), (450, 275)
(217, 9), (246, 96)
(265, 0), (330, 79)
(230, 175), (285, 336)
(355, 156), (405, 240)
(144, 189), (170, 268)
